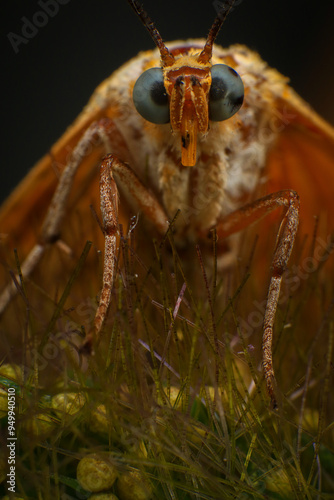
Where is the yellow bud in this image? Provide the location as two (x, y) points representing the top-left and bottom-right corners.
(0, 364), (24, 384)
(51, 392), (86, 417)
(77, 453), (118, 492)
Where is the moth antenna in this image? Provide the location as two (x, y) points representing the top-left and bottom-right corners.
(198, 0), (236, 64)
(127, 0), (175, 67)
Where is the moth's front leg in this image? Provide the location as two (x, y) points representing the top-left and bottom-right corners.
(0, 119), (114, 315)
(87, 154), (169, 347)
(213, 190), (300, 408)
(0, 120), (169, 339)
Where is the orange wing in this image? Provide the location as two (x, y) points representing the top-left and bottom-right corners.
(0, 107), (106, 258)
(0, 98), (133, 337)
(267, 88), (334, 244)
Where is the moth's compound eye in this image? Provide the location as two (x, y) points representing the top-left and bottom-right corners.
(133, 67), (170, 124)
(209, 64), (244, 121)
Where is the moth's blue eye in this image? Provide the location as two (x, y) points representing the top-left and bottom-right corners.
(209, 64), (244, 121)
(133, 67), (170, 124)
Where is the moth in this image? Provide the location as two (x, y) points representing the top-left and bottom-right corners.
(1, 0), (334, 407)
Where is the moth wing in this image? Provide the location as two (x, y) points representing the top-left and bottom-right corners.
(0, 90), (134, 321)
(266, 87), (334, 246)
(235, 82), (334, 304)
(1, 106), (107, 257)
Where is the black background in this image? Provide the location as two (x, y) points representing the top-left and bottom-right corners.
(2, 0), (334, 203)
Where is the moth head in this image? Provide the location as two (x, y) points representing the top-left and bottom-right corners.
(129, 0), (244, 167)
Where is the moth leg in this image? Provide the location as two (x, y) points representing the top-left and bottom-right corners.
(88, 153), (169, 345)
(0, 121), (111, 315)
(213, 190), (300, 407)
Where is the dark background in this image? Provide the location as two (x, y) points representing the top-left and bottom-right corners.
(2, 0), (334, 203)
